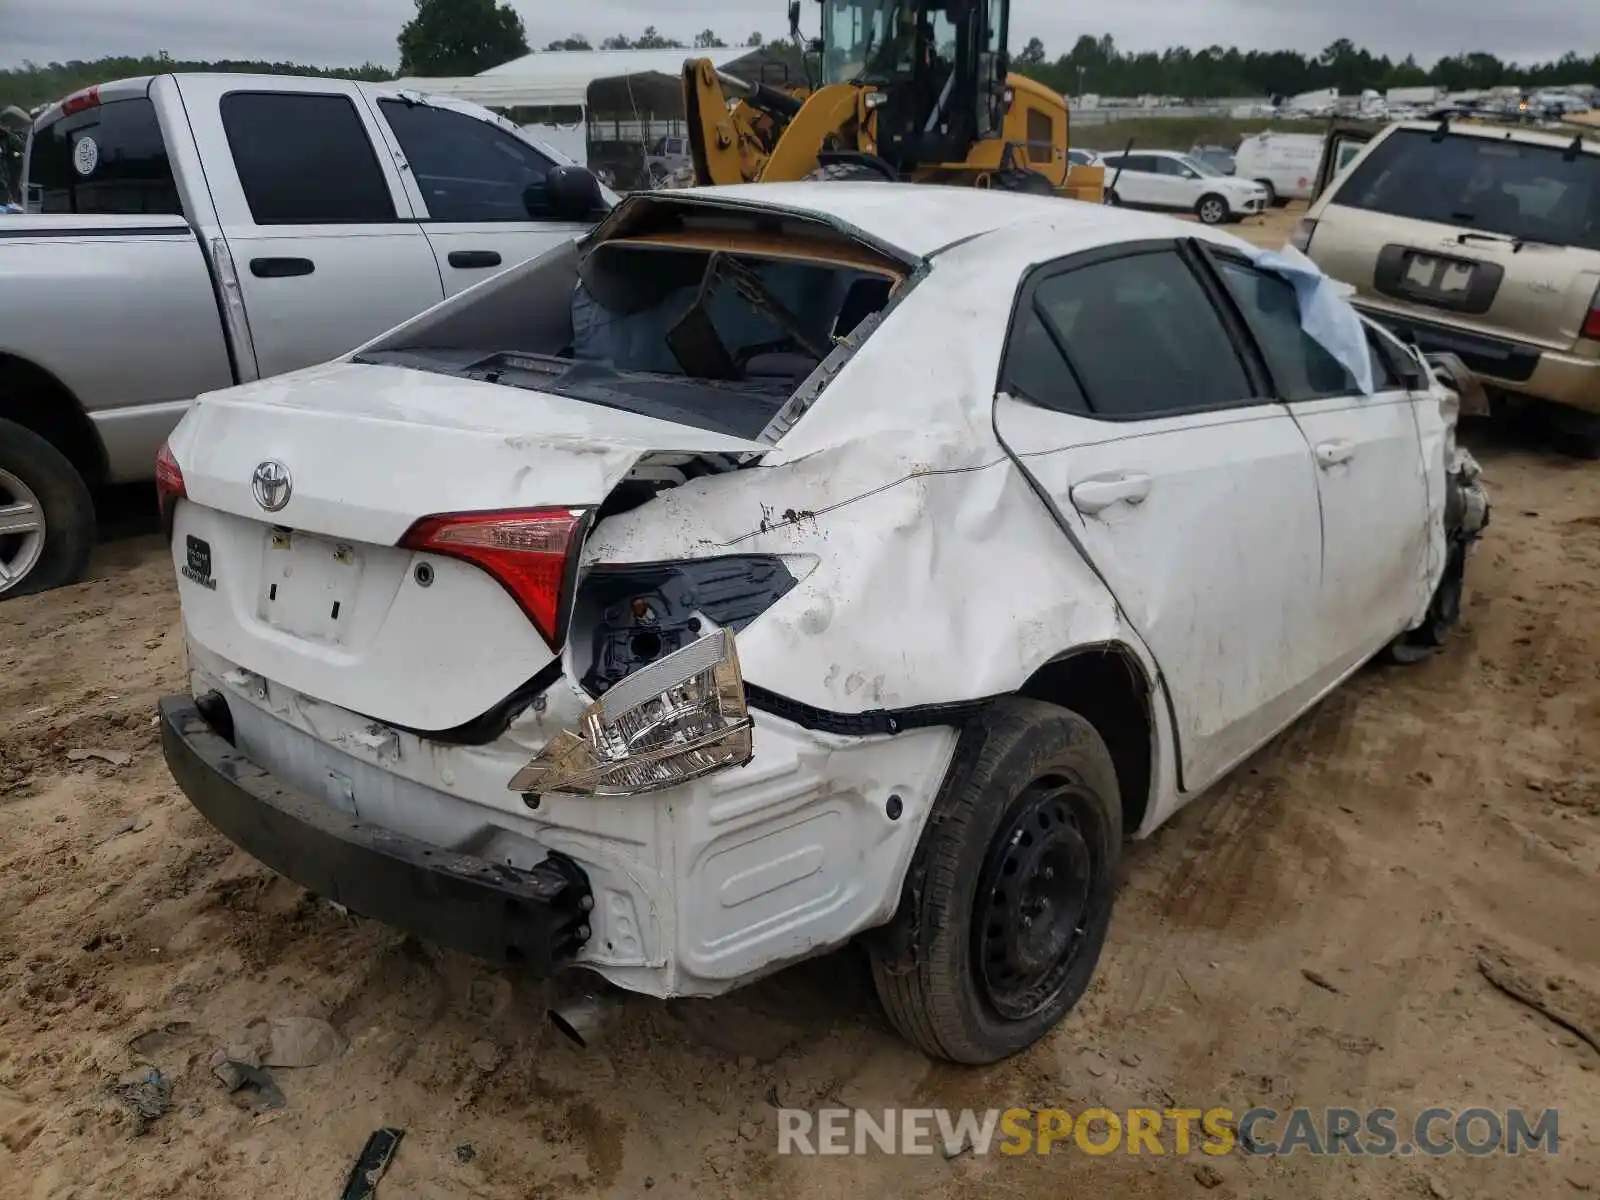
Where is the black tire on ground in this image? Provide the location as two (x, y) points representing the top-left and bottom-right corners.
(1103, 189), (1121, 206)
(1536, 400), (1600, 460)
(0, 417), (96, 600)
(991, 167), (1056, 196)
(804, 162), (893, 182)
(1383, 540), (1468, 665)
(1195, 193), (1230, 225)
(868, 698), (1123, 1064)
(1256, 179), (1278, 207)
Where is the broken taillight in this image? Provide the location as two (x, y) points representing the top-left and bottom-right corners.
(155, 441), (186, 532)
(401, 507), (591, 648)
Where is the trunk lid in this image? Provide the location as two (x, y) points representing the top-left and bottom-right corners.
(167, 361), (765, 732)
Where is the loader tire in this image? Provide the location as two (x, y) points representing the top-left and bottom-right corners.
(804, 162), (892, 182)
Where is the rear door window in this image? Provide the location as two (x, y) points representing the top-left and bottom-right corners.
(1005, 248), (1255, 420)
(1213, 258), (1359, 400)
(379, 100), (554, 222)
(28, 96), (182, 215)
(220, 92), (397, 225)
(1333, 128), (1600, 250)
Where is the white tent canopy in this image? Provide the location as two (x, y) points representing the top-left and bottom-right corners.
(394, 47), (770, 113)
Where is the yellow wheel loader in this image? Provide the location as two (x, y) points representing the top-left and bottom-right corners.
(682, 0), (1104, 202)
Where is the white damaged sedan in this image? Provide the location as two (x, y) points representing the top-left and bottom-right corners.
(158, 183), (1488, 1064)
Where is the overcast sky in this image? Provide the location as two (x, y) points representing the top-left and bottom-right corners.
(0, 0), (1594, 71)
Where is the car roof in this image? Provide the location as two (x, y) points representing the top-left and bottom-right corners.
(660, 181), (1180, 258)
(1389, 118), (1598, 154)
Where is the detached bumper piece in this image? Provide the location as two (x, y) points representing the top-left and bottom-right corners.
(158, 695), (592, 970)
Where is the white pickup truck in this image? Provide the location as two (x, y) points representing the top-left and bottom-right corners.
(0, 73), (611, 599)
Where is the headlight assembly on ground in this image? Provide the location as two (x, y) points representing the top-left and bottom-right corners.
(510, 627), (753, 798)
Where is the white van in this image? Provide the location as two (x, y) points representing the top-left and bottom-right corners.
(1233, 131), (1326, 205)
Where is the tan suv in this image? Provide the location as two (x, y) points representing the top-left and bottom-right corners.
(1294, 118), (1600, 456)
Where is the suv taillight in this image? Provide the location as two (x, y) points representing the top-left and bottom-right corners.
(401, 507), (591, 648)
(1289, 218), (1318, 253)
(1583, 284), (1600, 341)
(155, 441), (186, 532)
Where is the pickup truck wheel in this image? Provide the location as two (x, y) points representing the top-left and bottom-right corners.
(868, 698), (1122, 1064)
(1196, 194), (1229, 225)
(0, 418), (96, 599)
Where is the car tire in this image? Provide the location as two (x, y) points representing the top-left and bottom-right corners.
(1195, 194), (1229, 225)
(1103, 189), (1121, 206)
(0, 417), (96, 600)
(867, 698), (1123, 1064)
(1536, 401), (1600, 460)
(1256, 180), (1278, 207)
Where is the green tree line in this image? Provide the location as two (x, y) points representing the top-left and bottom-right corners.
(1014, 34), (1599, 98)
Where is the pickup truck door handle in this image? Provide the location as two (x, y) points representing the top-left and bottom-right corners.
(1069, 472), (1153, 515)
(249, 257), (315, 278)
(1315, 439), (1355, 468)
(447, 250), (502, 269)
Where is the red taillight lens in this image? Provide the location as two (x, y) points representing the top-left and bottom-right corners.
(155, 442), (186, 528)
(61, 87), (101, 116)
(1583, 285), (1600, 340)
(401, 507), (590, 647)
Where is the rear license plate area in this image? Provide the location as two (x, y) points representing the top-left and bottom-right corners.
(257, 529), (362, 643)
(1375, 244), (1502, 315)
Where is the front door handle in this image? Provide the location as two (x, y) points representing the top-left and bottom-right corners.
(1315, 439), (1355, 468)
(249, 257), (314, 278)
(447, 249), (502, 269)
(1069, 472), (1152, 515)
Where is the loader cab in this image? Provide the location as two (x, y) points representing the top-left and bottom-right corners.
(819, 0), (1007, 169)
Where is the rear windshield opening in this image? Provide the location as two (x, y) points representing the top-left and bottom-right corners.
(1335, 129), (1599, 250)
(363, 241), (899, 441)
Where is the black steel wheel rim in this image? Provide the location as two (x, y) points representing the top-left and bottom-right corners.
(973, 777), (1105, 1021)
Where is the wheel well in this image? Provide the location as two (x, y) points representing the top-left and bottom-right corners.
(1017, 646), (1154, 834)
(0, 354), (106, 485)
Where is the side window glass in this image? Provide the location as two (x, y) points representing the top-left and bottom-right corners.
(1213, 259), (1358, 400)
(1365, 328), (1401, 389)
(1028, 250), (1253, 419)
(1001, 307), (1089, 415)
(380, 100), (554, 222)
(220, 92), (396, 225)
(1156, 157), (1185, 177)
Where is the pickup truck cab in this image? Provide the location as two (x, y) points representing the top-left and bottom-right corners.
(0, 73), (610, 599)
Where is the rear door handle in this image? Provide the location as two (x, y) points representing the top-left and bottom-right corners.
(447, 250), (502, 269)
(1069, 472), (1152, 515)
(1315, 439), (1355, 468)
(249, 257), (314, 278)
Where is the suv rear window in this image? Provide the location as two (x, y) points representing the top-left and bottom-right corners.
(1334, 128), (1600, 250)
(28, 96), (182, 216)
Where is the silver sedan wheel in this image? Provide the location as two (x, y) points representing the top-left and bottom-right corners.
(0, 468), (47, 595)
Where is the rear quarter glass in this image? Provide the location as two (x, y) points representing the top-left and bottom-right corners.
(28, 96), (183, 216)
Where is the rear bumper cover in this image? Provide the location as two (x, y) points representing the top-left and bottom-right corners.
(158, 694), (593, 970)
(1355, 304), (1600, 414)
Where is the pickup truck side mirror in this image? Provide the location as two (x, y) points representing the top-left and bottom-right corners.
(524, 165), (606, 223)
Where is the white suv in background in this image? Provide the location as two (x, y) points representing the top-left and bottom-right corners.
(1101, 149), (1270, 224)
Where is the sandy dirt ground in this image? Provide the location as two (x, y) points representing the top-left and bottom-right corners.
(2, 208), (1598, 1199)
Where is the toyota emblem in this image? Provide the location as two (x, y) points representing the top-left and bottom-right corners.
(251, 460), (293, 512)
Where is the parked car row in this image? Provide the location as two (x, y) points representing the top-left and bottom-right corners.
(0, 72), (616, 597)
